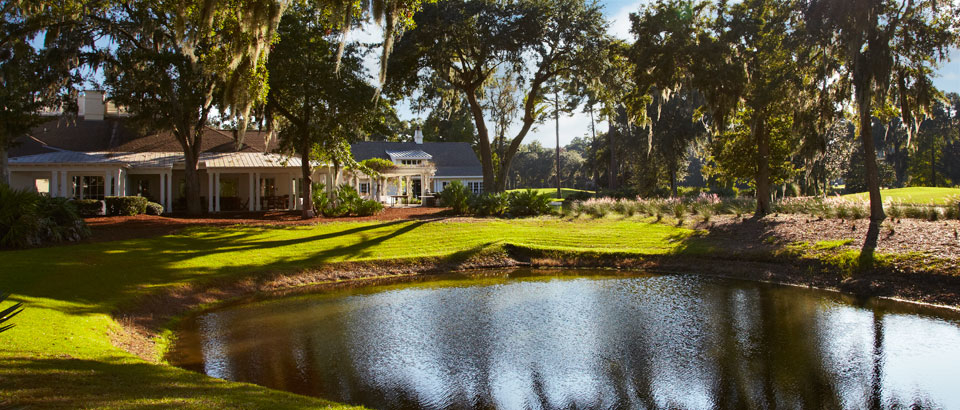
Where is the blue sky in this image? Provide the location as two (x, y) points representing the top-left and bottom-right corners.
(378, 0), (960, 148)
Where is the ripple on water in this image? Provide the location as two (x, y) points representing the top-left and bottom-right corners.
(169, 270), (960, 410)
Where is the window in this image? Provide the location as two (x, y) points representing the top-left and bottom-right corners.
(440, 181), (449, 192)
(261, 177), (276, 197)
(73, 176), (105, 200)
(359, 183), (370, 195)
(136, 179), (150, 198)
(401, 159), (422, 166)
(35, 179), (50, 196)
(220, 178), (238, 197)
(467, 181), (483, 194)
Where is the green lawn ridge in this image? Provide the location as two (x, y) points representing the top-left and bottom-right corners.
(841, 187), (960, 205)
(0, 217), (693, 408)
(506, 187), (596, 201)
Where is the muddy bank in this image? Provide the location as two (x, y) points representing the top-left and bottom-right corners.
(112, 244), (960, 363)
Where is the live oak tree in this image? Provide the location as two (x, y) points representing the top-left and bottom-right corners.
(387, 0), (608, 192)
(805, 0), (959, 232)
(632, 0), (813, 214)
(102, 0), (288, 215)
(0, 1), (98, 185)
(266, 4), (392, 219)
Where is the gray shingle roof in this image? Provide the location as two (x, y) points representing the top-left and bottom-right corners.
(352, 141), (482, 177)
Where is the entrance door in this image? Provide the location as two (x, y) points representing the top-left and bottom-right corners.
(412, 179), (422, 199)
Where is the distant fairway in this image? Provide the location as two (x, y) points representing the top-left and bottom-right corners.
(842, 187), (960, 205)
(508, 187), (595, 201)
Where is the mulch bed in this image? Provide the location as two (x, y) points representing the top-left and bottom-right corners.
(83, 207), (450, 243)
(699, 214), (960, 268)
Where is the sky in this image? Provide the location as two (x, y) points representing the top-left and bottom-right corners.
(361, 0), (960, 148)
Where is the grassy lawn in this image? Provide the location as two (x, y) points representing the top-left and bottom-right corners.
(507, 187), (595, 201)
(0, 217), (692, 408)
(841, 187), (960, 205)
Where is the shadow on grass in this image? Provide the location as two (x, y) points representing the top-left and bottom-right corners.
(0, 355), (350, 408)
(0, 219), (448, 315)
(669, 216), (789, 258)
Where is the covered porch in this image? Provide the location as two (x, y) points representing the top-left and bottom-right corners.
(348, 166), (436, 206)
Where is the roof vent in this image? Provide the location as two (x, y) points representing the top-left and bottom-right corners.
(414, 126), (424, 144)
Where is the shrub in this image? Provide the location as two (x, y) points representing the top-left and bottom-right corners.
(0, 185), (40, 248)
(927, 207), (941, 221)
(34, 197), (90, 243)
(104, 196), (148, 216)
(471, 192), (508, 217)
(311, 182), (329, 215)
(355, 199), (384, 217)
(903, 205), (926, 219)
(580, 198), (615, 218)
(850, 205), (867, 219)
(670, 199), (687, 220)
(438, 181), (472, 215)
(508, 189), (553, 217)
(946, 203), (959, 220)
(886, 202), (904, 220)
(145, 202), (164, 215)
(0, 184), (90, 248)
(72, 199), (105, 217)
(834, 203), (850, 220)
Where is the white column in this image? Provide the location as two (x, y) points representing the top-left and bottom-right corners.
(420, 174), (427, 198)
(119, 169), (126, 196)
(166, 171), (173, 212)
(60, 171), (68, 197)
(254, 172), (261, 211)
(159, 172), (166, 206)
(214, 172), (221, 212)
(248, 172), (255, 211)
(289, 175), (296, 210)
(114, 169), (122, 196)
(207, 172), (214, 212)
(50, 171), (58, 198)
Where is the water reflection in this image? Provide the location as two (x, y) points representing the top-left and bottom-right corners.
(170, 270), (960, 409)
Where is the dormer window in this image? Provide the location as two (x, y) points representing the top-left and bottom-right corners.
(401, 159), (423, 166)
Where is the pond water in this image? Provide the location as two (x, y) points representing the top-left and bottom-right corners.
(169, 270), (960, 409)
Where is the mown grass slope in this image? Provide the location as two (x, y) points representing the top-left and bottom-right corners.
(842, 187), (960, 205)
(0, 217), (692, 408)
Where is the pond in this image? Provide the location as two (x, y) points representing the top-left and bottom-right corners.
(169, 269), (960, 409)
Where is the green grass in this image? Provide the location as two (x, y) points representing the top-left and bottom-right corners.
(507, 188), (595, 202)
(814, 239), (854, 251)
(842, 187), (960, 205)
(0, 218), (692, 408)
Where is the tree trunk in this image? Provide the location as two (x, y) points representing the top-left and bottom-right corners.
(754, 112), (772, 216)
(300, 142), (314, 219)
(465, 90), (495, 191)
(555, 93), (561, 199)
(0, 145), (9, 186)
(670, 169), (678, 197)
(608, 122), (617, 190)
(857, 101), (886, 225)
(931, 145), (936, 187)
(183, 148), (202, 216)
(589, 105), (599, 195)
